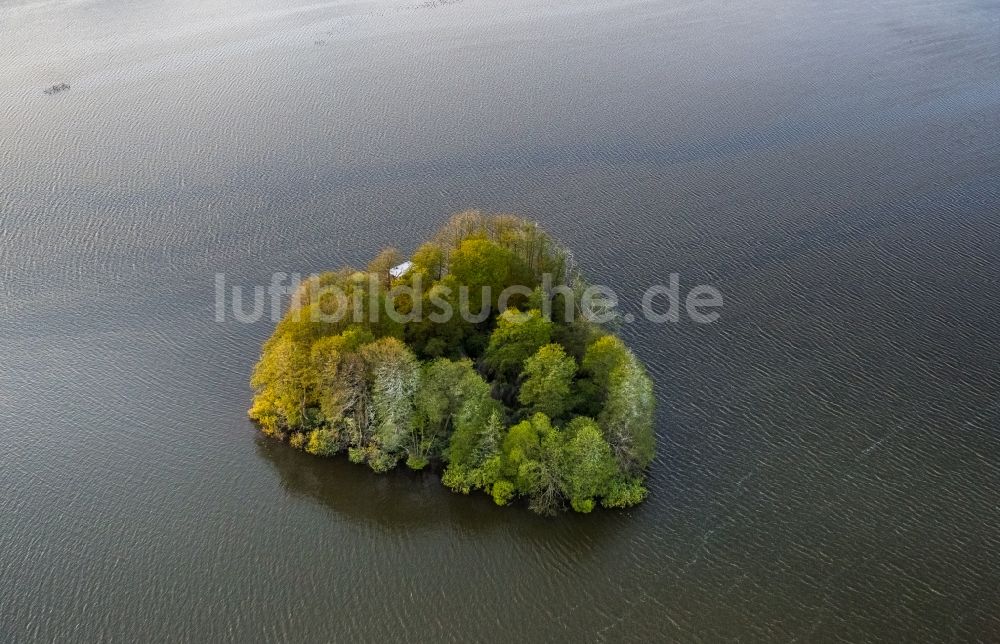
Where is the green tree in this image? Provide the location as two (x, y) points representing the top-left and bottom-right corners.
(518, 343), (577, 421)
(483, 308), (553, 382)
(411, 358), (484, 468)
(359, 337), (420, 472)
(305, 428), (339, 456)
(601, 477), (648, 509)
(268, 302), (339, 346)
(310, 327), (373, 431)
(431, 211), (570, 286)
(406, 275), (469, 359)
(449, 237), (529, 312)
(441, 362), (504, 494)
(582, 335), (631, 393)
(502, 413), (564, 515)
(560, 417), (617, 513)
(290, 269), (351, 312)
(249, 335), (316, 435)
(598, 354), (655, 476)
(575, 334), (631, 416)
(410, 242), (444, 280)
(442, 409), (506, 496)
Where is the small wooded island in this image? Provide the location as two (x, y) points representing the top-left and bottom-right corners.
(250, 212), (655, 514)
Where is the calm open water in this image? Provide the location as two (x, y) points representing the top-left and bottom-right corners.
(1, 0), (999, 640)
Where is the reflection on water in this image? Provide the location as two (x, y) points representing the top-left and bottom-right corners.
(256, 434), (509, 531)
(256, 435), (626, 541)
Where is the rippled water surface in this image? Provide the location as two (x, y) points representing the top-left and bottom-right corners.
(2, 0), (999, 640)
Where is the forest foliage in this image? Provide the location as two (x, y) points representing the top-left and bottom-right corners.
(249, 211), (655, 514)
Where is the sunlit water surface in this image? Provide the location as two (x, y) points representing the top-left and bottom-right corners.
(1, 0), (999, 640)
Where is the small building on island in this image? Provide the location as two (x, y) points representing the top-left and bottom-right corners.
(389, 261), (413, 279)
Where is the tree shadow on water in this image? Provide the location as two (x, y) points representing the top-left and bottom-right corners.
(254, 435), (626, 548)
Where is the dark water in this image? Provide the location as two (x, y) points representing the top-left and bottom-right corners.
(2, 0), (999, 640)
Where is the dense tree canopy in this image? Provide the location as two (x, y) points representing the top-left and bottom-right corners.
(249, 211), (655, 514)
(518, 343), (577, 421)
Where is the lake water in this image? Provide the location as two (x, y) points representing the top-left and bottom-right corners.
(2, 0), (999, 640)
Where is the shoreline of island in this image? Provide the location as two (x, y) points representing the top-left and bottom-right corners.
(249, 211), (655, 515)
